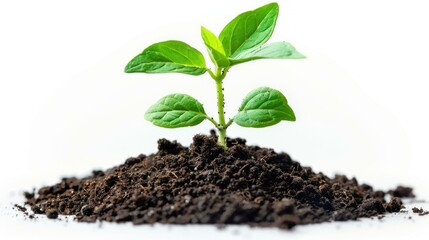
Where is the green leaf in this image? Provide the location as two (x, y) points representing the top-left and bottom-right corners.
(125, 40), (207, 75)
(229, 42), (305, 66)
(201, 26), (230, 68)
(145, 94), (208, 128)
(234, 87), (295, 128)
(219, 2), (279, 57)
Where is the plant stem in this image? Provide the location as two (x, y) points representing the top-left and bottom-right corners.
(215, 78), (227, 148)
(209, 67), (229, 149)
(225, 118), (234, 128)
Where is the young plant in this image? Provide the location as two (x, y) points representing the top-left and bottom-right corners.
(125, 2), (304, 149)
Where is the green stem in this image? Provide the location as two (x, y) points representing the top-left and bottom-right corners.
(216, 78), (227, 148)
(225, 118), (234, 128)
(208, 67), (229, 149)
(205, 115), (219, 127)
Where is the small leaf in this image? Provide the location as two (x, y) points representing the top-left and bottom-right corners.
(219, 2), (279, 57)
(125, 40), (207, 75)
(201, 26), (230, 68)
(229, 42), (305, 66)
(234, 87), (295, 128)
(145, 94), (208, 128)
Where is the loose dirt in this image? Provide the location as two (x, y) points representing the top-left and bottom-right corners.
(24, 133), (414, 229)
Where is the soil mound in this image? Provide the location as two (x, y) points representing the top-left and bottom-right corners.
(24, 132), (410, 229)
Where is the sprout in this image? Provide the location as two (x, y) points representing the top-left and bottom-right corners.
(125, 2), (304, 148)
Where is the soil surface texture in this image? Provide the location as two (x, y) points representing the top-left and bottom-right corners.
(24, 133), (413, 229)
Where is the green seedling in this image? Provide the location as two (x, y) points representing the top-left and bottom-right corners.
(125, 2), (304, 149)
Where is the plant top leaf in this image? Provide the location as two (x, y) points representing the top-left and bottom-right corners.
(229, 41), (305, 66)
(201, 26), (230, 68)
(125, 40), (207, 75)
(219, 2), (279, 58)
(234, 87), (295, 128)
(145, 94), (208, 128)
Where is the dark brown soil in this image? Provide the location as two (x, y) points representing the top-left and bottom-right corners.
(13, 204), (36, 219)
(24, 133), (414, 229)
(412, 207), (429, 216)
(388, 186), (415, 198)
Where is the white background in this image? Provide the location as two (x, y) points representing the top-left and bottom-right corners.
(0, 0), (428, 239)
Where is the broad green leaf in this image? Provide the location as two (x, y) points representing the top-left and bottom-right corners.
(145, 94), (208, 128)
(219, 2), (279, 57)
(234, 87), (295, 128)
(125, 40), (207, 75)
(229, 42), (305, 66)
(201, 26), (230, 68)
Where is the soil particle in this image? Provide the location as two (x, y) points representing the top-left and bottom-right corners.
(358, 199), (385, 216)
(80, 205), (93, 216)
(412, 207), (429, 216)
(14, 204), (26, 213)
(14, 204), (37, 220)
(23, 134), (415, 229)
(385, 198), (402, 213)
(389, 186), (415, 198)
(24, 191), (35, 199)
(46, 209), (58, 219)
(31, 205), (44, 214)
